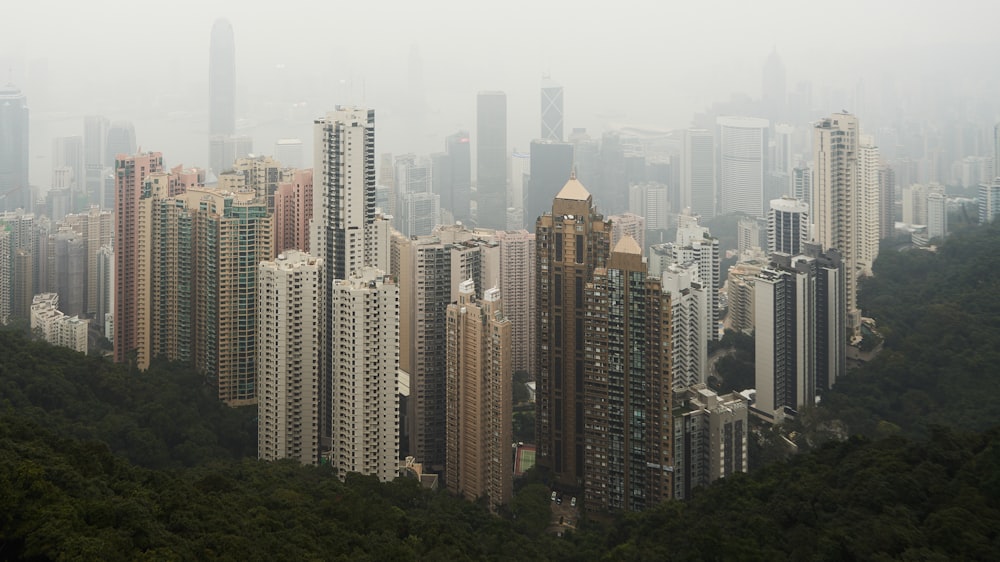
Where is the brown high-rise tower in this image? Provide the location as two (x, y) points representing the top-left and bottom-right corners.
(535, 176), (610, 489)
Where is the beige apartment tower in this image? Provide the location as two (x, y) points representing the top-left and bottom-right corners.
(258, 250), (322, 465)
(445, 280), (512, 511)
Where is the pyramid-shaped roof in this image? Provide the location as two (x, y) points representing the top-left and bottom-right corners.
(555, 174), (590, 201)
(612, 234), (642, 256)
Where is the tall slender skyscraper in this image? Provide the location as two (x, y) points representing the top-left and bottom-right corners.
(761, 49), (786, 122)
(476, 91), (507, 229)
(445, 280), (512, 511)
(582, 235), (672, 512)
(813, 113), (861, 330)
(857, 136), (881, 277)
(84, 116), (109, 208)
(541, 77), (564, 142)
(257, 250), (322, 465)
(535, 175), (611, 489)
(0, 83), (30, 213)
(209, 18), (236, 173)
(113, 152), (164, 367)
(718, 116), (769, 217)
(313, 107), (398, 480)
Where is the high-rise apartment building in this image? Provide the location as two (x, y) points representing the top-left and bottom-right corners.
(682, 129), (716, 219)
(718, 116), (769, 217)
(608, 212), (646, 251)
(673, 385), (748, 500)
(0, 83), (30, 213)
(541, 77), (564, 142)
(30, 293), (88, 354)
(768, 196), (809, 256)
(878, 164), (896, 239)
(495, 229), (536, 376)
(661, 262), (708, 390)
(535, 176), (611, 489)
(857, 137), (881, 277)
(273, 169), (313, 256)
(979, 178), (1000, 224)
(0, 230), (9, 325)
(0, 211), (36, 321)
(927, 191), (947, 241)
(754, 246), (845, 418)
(313, 107), (398, 479)
(395, 226), (499, 471)
(59, 206), (113, 317)
(628, 182), (670, 231)
(445, 280), (512, 511)
(209, 18), (236, 174)
(232, 155), (287, 212)
(583, 235), (672, 512)
(258, 250), (322, 465)
(113, 152), (164, 367)
(328, 268), (399, 481)
(813, 113), (861, 330)
(793, 166), (812, 214)
(476, 92), (507, 229)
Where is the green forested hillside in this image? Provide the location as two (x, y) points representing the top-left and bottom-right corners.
(2, 223), (1000, 559)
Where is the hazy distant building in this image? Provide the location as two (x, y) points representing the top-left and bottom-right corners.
(526, 140), (574, 230)
(761, 49), (786, 122)
(476, 92), (507, 229)
(768, 196), (809, 256)
(433, 131), (472, 223)
(257, 250), (322, 465)
(737, 216), (765, 257)
(105, 121), (136, 167)
(49, 229), (87, 317)
(673, 385), (748, 500)
(629, 182), (670, 231)
(540, 77), (564, 142)
(445, 280), (512, 512)
(879, 164), (896, 239)
(84, 116), (109, 208)
(927, 191), (947, 241)
(274, 139), (303, 169)
(209, 18), (236, 173)
(979, 178), (1000, 224)
(52, 136), (84, 196)
(718, 116), (769, 217)
(401, 191), (440, 237)
(792, 166), (812, 215)
(682, 129), (716, 219)
(208, 135), (253, 175)
(0, 83), (30, 213)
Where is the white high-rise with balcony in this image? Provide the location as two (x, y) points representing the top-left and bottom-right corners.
(857, 137), (881, 277)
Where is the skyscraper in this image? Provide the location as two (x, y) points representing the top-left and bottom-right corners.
(84, 116), (109, 208)
(535, 175), (611, 489)
(496, 229), (536, 376)
(526, 139), (574, 230)
(476, 91), (507, 229)
(257, 250), (322, 465)
(661, 262), (708, 390)
(445, 280), (512, 511)
(0, 83), (29, 213)
(105, 121), (137, 167)
(113, 152), (164, 367)
(813, 113), (861, 330)
(582, 235), (672, 512)
(979, 178), (1000, 224)
(718, 116), (769, 217)
(927, 191), (947, 241)
(673, 386), (748, 500)
(209, 18), (236, 173)
(857, 136), (881, 277)
(682, 129), (716, 219)
(273, 169), (313, 256)
(541, 77), (564, 142)
(761, 48), (786, 122)
(754, 246), (845, 418)
(878, 164), (895, 239)
(313, 107), (398, 480)
(768, 196), (809, 256)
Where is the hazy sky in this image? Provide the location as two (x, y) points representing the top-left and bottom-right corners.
(4, 0), (1000, 184)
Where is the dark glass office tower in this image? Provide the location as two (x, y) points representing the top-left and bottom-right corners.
(526, 139), (573, 230)
(476, 91), (507, 229)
